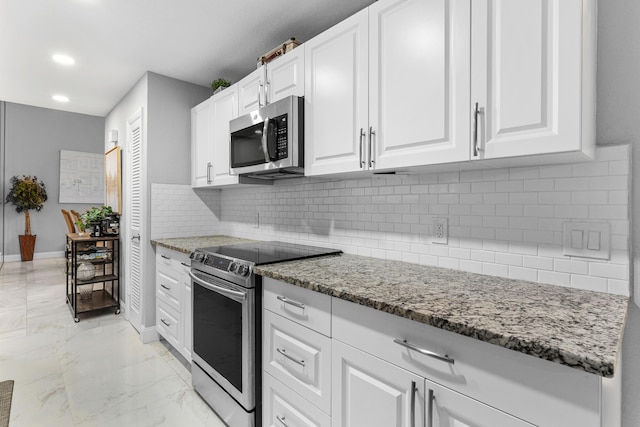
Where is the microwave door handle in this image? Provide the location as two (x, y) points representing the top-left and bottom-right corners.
(261, 117), (270, 162)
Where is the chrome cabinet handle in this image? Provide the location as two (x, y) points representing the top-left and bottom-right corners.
(473, 102), (484, 157)
(160, 284), (171, 291)
(265, 80), (270, 105)
(258, 82), (263, 108)
(359, 127), (366, 168)
(410, 381), (416, 427)
(180, 262), (190, 267)
(160, 318), (170, 327)
(277, 348), (305, 366)
(276, 295), (306, 310)
(206, 162), (212, 184)
(427, 389), (435, 427)
(394, 338), (455, 364)
(161, 254), (170, 260)
(276, 415), (289, 426)
(369, 126), (376, 168)
(131, 234), (140, 241)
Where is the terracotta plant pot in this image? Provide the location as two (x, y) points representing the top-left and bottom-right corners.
(19, 235), (36, 261)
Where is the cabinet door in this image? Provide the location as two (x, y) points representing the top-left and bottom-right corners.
(263, 373), (331, 427)
(265, 48), (305, 105)
(304, 9), (369, 177)
(238, 67), (265, 116)
(426, 379), (534, 427)
(332, 340), (425, 427)
(370, 0), (470, 170)
(191, 97), (214, 187)
(471, 0), (583, 159)
(211, 84), (239, 186)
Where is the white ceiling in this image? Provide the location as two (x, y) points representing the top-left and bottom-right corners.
(0, 0), (375, 117)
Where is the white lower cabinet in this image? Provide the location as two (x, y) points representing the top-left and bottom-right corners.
(263, 373), (331, 427)
(426, 379), (533, 427)
(155, 247), (191, 361)
(262, 278), (620, 427)
(332, 339), (425, 427)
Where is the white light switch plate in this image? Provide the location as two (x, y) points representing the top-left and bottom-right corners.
(563, 221), (610, 260)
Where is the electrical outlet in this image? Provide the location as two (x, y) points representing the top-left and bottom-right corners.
(433, 217), (448, 245)
(253, 212), (259, 228)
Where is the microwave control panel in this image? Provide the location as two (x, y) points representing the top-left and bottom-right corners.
(273, 114), (288, 160)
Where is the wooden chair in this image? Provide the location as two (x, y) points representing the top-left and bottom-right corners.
(61, 209), (76, 234)
(70, 210), (81, 227)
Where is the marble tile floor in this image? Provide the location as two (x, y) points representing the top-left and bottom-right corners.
(0, 258), (225, 426)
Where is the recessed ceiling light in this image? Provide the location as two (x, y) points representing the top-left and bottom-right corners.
(52, 95), (70, 103)
(52, 54), (75, 65)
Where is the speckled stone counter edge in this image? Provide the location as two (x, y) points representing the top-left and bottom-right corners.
(254, 254), (629, 378)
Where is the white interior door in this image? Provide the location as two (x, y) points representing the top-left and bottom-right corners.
(126, 108), (144, 333)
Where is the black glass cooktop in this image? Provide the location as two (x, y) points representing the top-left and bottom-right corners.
(198, 241), (342, 265)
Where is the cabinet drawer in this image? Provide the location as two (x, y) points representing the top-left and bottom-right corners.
(156, 269), (181, 311)
(263, 373), (331, 427)
(264, 310), (331, 414)
(332, 298), (601, 427)
(263, 277), (331, 336)
(157, 300), (180, 349)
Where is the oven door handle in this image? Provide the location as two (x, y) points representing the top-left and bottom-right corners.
(189, 272), (247, 302)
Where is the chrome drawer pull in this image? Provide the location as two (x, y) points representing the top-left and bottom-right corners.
(277, 348), (305, 367)
(276, 415), (289, 426)
(160, 284), (171, 291)
(393, 338), (455, 364)
(276, 295), (306, 310)
(161, 254), (170, 260)
(160, 318), (171, 327)
(180, 262), (190, 267)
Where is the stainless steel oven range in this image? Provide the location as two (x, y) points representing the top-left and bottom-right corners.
(188, 241), (341, 426)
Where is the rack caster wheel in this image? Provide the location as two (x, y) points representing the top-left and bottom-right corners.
(115, 308), (120, 315)
(74, 318), (79, 323)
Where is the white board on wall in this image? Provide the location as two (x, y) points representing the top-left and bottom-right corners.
(59, 150), (104, 203)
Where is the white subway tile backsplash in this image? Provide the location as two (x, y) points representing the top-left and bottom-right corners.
(150, 146), (629, 297)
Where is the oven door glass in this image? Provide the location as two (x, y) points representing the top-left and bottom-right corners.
(193, 276), (246, 392)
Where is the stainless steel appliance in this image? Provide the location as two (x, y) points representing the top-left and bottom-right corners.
(229, 96), (304, 180)
(189, 241), (341, 426)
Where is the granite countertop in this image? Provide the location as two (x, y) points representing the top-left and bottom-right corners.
(254, 253), (629, 378)
(151, 235), (256, 254)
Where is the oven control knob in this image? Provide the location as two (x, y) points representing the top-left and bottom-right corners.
(196, 253), (205, 262)
(237, 264), (250, 276)
(229, 262), (238, 272)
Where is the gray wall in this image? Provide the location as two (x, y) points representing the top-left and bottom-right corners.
(597, 1), (640, 425)
(3, 103), (104, 256)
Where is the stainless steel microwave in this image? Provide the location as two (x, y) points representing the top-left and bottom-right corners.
(229, 95), (304, 179)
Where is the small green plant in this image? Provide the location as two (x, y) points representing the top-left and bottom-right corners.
(211, 78), (231, 92)
(6, 175), (48, 235)
(76, 206), (113, 232)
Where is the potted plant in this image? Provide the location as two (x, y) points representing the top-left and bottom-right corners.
(76, 206), (114, 236)
(211, 78), (231, 94)
(6, 175), (48, 261)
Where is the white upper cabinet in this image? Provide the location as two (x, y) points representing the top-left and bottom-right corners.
(238, 67), (264, 116)
(471, 0), (595, 160)
(265, 47), (305, 105)
(238, 50), (305, 117)
(191, 96), (214, 187)
(304, 9), (369, 176)
(305, 0), (470, 177)
(211, 85), (239, 186)
(370, 0), (471, 170)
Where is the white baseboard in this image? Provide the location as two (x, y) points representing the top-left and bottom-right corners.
(4, 251), (65, 262)
(139, 325), (159, 344)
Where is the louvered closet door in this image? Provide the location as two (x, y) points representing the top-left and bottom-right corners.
(127, 109), (143, 332)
